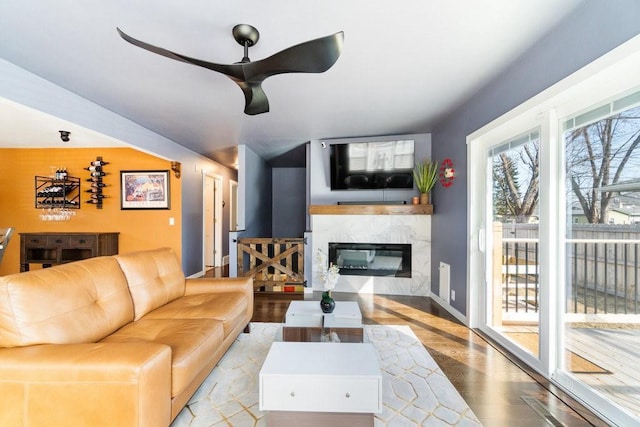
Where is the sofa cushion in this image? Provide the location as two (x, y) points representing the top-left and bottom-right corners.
(102, 318), (224, 397)
(0, 257), (134, 347)
(142, 292), (248, 338)
(115, 248), (186, 320)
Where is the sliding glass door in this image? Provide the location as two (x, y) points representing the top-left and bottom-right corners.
(484, 130), (542, 358)
(560, 90), (640, 420)
(468, 36), (640, 423)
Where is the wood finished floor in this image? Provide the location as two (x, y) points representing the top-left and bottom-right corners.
(251, 291), (609, 427)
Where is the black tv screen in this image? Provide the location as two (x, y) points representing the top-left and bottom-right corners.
(330, 140), (415, 190)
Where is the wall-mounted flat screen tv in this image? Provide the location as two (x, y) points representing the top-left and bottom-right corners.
(330, 140), (415, 190)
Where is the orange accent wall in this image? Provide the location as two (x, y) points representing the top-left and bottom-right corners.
(0, 147), (181, 276)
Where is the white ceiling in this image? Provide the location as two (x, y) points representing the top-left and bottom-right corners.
(0, 0), (583, 167)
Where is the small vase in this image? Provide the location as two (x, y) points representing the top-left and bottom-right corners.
(420, 193), (430, 205)
(320, 291), (335, 314)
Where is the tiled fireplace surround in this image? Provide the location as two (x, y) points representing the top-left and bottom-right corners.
(310, 214), (431, 296)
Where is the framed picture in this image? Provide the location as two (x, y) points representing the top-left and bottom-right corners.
(120, 170), (170, 210)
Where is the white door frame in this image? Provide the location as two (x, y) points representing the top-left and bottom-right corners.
(203, 172), (223, 270)
(468, 112), (547, 376)
(229, 179), (238, 231)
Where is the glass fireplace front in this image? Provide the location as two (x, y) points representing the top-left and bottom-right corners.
(328, 242), (411, 278)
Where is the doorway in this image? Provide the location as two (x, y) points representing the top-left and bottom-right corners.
(203, 173), (223, 273)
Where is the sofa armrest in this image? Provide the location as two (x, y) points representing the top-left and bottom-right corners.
(184, 276), (253, 296)
(0, 342), (172, 427)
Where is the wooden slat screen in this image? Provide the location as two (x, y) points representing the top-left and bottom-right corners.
(237, 238), (305, 293)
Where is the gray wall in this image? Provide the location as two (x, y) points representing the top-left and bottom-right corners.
(233, 145), (273, 276)
(272, 168), (306, 237)
(0, 58), (237, 276)
(239, 145), (273, 237)
(431, 0), (640, 316)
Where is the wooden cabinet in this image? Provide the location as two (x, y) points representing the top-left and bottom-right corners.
(20, 232), (119, 272)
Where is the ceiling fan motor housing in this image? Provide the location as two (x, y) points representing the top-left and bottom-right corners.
(232, 24), (259, 47)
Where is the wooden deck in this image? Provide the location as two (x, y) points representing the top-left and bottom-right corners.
(569, 327), (640, 415)
(505, 325), (640, 419)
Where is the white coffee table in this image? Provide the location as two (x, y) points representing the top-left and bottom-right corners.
(285, 300), (362, 327)
(259, 341), (382, 426)
(282, 300), (364, 342)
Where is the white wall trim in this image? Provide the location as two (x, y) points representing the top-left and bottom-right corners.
(430, 294), (469, 326)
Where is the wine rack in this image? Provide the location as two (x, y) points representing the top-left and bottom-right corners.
(85, 156), (108, 209)
(35, 175), (80, 209)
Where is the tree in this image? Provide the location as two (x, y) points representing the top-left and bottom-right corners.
(492, 141), (540, 223)
(566, 110), (640, 224)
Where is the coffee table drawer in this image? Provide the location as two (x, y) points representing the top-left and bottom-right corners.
(261, 375), (380, 412)
(260, 342), (382, 414)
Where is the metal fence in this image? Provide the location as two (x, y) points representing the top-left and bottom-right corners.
(501, 238), (539, 313)
(498, 224), (640, 315)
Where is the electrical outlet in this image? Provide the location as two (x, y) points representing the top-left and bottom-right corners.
(451, 290), (456, 301)
(169, 217), (175, 226)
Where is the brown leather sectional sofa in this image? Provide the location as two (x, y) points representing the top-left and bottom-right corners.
(0, 247), (253, 426)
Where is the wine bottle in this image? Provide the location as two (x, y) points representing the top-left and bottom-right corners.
(90, 194), (108, 199)
(85, 188), (102, 193)
(90, 171), (106, 177)
(84, 165), (102, 172)
(86, 199), (102, 205)
(90, 182), (108, 188)
(90, 160), (109, 166)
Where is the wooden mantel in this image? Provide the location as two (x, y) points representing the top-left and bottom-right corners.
(309, 204), (433, 215)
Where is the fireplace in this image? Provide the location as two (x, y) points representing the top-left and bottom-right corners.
(311, 214), (430, 295)
(328, 242), (411, 278)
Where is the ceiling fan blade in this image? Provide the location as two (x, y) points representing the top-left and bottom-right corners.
(117, 27), (245, 80)
(243, 31), (344, 79)
(236, 81), (269, 115)
(117, 27), (344, 115)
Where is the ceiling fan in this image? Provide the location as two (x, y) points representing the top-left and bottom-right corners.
(117, 24), (344, 115)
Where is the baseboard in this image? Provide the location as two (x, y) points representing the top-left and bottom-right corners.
(187, 270), (206, 279)
(430, 293), (469, 326)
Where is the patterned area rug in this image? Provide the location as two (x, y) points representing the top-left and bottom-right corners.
(171, 323), (481, 426)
